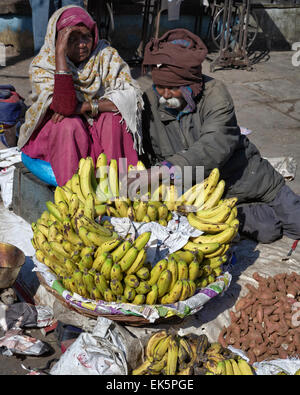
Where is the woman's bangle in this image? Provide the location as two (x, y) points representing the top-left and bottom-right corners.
(90, 99), (99, 118)
(55, 70), (72, 75)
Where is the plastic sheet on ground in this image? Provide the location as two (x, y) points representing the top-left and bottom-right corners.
(49, 317), (144, 375)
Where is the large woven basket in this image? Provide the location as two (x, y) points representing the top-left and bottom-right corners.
(37, 272), (183, 327)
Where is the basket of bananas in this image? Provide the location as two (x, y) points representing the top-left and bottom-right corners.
(132, 331), (255, 375)
(31, 154), (235, 325)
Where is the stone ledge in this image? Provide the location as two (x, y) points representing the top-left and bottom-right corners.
(0, 0), (31, 16)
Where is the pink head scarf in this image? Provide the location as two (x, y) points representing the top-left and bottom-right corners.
(56, 7), (99, 50)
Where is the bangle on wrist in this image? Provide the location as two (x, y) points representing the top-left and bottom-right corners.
(90, 99), (99, 118)
(55, 70), (72, 75)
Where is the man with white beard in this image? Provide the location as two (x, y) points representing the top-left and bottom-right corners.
(133, 28), (300, 244)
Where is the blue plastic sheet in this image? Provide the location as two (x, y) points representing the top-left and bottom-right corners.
(21, 152), (57, 186)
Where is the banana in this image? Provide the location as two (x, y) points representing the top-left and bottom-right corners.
(166, 337), (178, 375)
(178, 341), (189, 365)
(57, 200), (69, 219)
(100, 256), (113, 281)
(188, 259), (201, 281)
(135, 201), (148, 222)
(147, 204), (158, 222)
(183, 241), (221, 255)
(62, 240), (74, 254)
(160, 280), (183, 304)
(54, 186), (67, 206)
(204, 254), (228, 269)
(135, 280), (151, 295)
(136, 266), (150, 280)
(78, 226), (94, 247)
(225, 206), (238, 224)
(200, 180), (225, 210)
(106, 205), (121, 218)
(229, 358), (242, 375)
(164, 184), (178, 211)
(192, 225), (237, 245)
(94, 204), (107, 217)
(132, 360), (152, 375)
(157, 269), (172, 297)
(68, 193), (80, 218)
(179, 280), (190, 301)
(95, 237), (122, 255)
(65, 259), (78, 275)
(200, 168), (220, 206)
(223, 197), (238, 209)
(77, 254), (93, 271)
(133, 231), (151, 251)
(124, 285), (136, 301)
(204, 243), (229, 259)
(35, 249), (46, 264)
(124, 274), (140, 288)
(45, 201), (63, 222)
(145, 284), (158, 305)
(153, 335), (171, 361)
(108, 159), (119, 198)
(132, 294), (145, 305)
(83, 269), (96, 294)
(87, 230), (116, 247)
(49, 241), (72, 259)
(157, 204), (169, 221)
(118, 246), (139, 272)
(196, 276), (208, 289)
(60, 185), (73, 202)
(167, 256), (178, 290)
(110, 279), (124, 296)
(177, 260), (189, 280)
(77, 283), (90, 298)
(90, 287), (103, 301)
(36, 223), (49, 239)
(172, 250), (195, 264)
(110, 263), (123, 281)
(96, 153), (113, 199)
(76, 214), (113, 237)
(111, 240), (132, 263)
(148, 352), (168, 374)
(84, 193), (95, 220)
(71, 173), (86, 204)
(114, 198), (129, 217)
(127, 206), (136, 221)
(224, 359), (234, 375)
(63, 217), (83, 247)
(73, 269), (84, 287)
(187, 213), (229, 234)
(92, 251), (109, 271)
(199, 205), (231, 224)
(147, 259), (168, 286)
(95, 273), (109, 295)
(145, 330), (168, 361)
(237, 358), (254, 375)
(142, 215), (151, 223)
(40, 210), (50, 222)
(178, 181), (205, 205)
(196, 201), (229, 219)
(104, 288), (116, 302)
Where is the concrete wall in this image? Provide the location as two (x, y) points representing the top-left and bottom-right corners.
(0, 14), (33, 54)
(253, 5), (300, 50)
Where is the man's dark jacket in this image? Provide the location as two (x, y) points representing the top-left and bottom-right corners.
(140, 76), (284, 204)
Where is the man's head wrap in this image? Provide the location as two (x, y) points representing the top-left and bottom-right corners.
(143, 29), (208, 96)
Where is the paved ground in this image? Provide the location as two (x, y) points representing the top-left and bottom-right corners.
(0, 48), (299, 374)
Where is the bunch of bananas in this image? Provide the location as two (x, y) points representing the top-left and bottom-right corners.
(94, 153), (177, 224)
(132, 330), (198, 375)
(132, 331), (255, 375)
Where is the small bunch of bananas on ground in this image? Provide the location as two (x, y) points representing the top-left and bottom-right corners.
(132, 331), (255, 375)
(132, 330), (198, 375)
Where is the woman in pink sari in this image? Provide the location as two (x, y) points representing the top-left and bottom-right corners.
(18, 5), (143, 186)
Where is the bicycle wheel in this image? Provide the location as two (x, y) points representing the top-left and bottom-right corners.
(211, 5), (258, 49)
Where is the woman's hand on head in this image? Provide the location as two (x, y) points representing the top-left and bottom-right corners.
(56, 26), (79, 56)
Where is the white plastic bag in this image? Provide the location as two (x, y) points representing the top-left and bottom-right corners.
(0, 166), (15, 208)
(50, 317), (142, 375)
